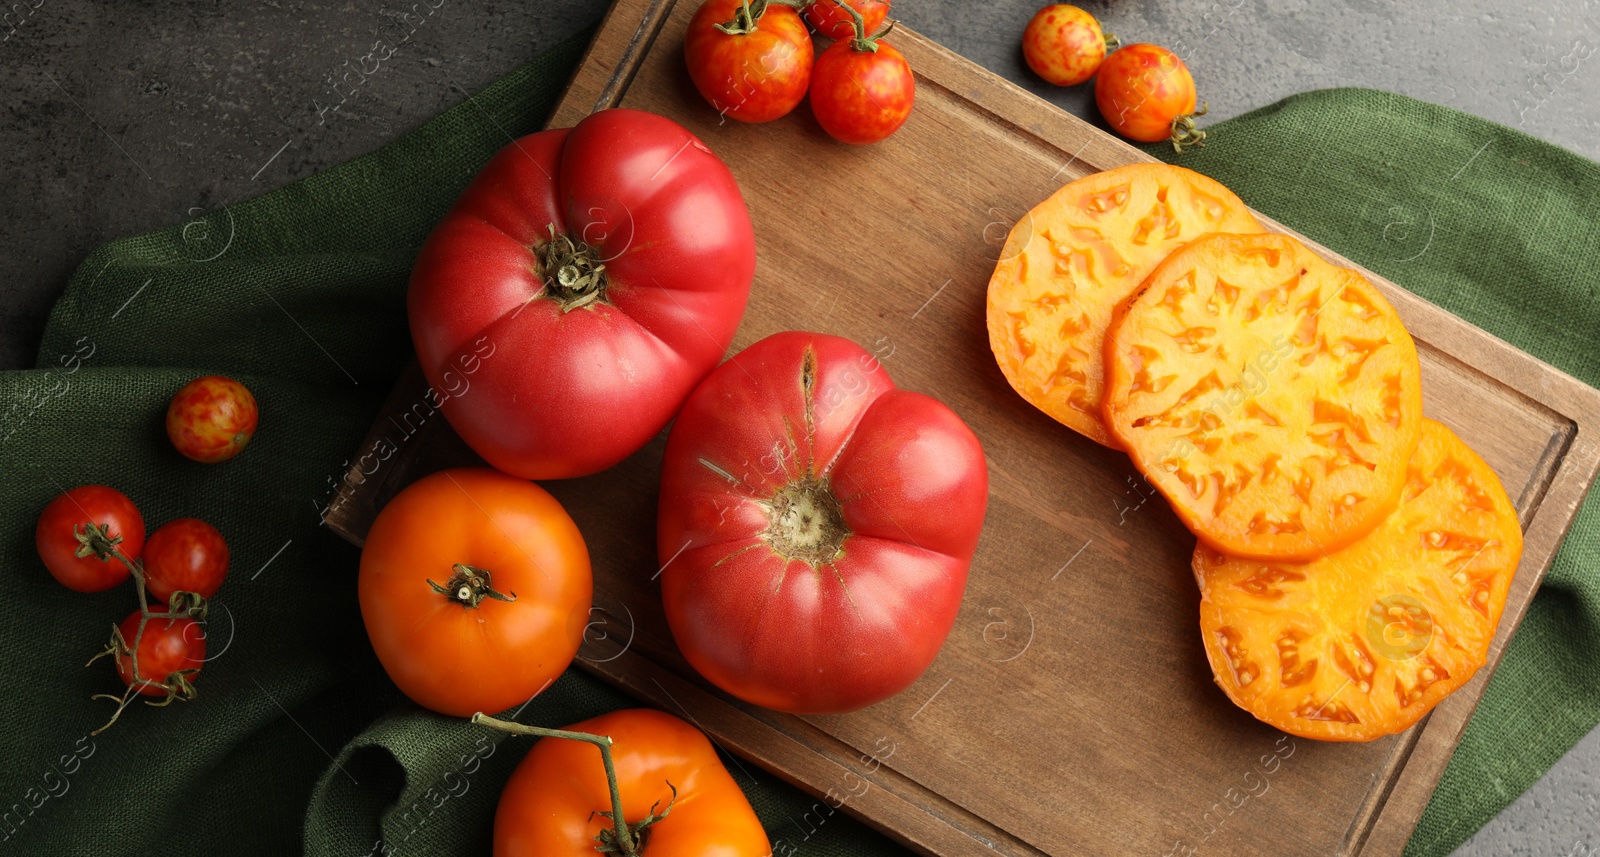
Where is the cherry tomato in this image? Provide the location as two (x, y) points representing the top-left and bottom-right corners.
(358, 468), (592, 717)
(36, 485), (142, 592)
(658, 333), (988, 714)
(1094, 43), (1207, 150)
(494, 709), (769, 856)
(685, 0), (814, 123)
(408, 109), (756, 480)
(1022, 4), (1116, 87)
(805, 0), (890, 40)
(143, 518), (230, 603)
(166, 375), (259, 463)
(114, 609), (206, 697)
(810, 37), (916, 145)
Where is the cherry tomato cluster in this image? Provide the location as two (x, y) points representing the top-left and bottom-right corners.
(685, 0), (914, 145)
(37, 485), (229, 731)
(32, 374), (252, 733)
(1021, 4), (1208, 152)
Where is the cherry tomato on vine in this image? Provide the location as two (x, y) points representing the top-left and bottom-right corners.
(810, 32), (915, 145)
(36, 485), (143, 592)
(358, 468), (592, 717)
(166, 375), (259, 463)
(1022, 4), (1118, 87)
(143, 518), (230, 603)
(1094, 43), (1207, 151)
(805, 0), (889, 40)
(685, 0), (814, 123)
(493, 709), (769, 856)
(113, 609), (206, 697)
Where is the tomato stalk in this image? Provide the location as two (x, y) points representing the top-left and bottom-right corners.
(829, 0), (894, 52)
(76, 523), (206, 735)
(538, 224), (610, 312)
(715, 0), (806, 35)
(1170, 102), (1208, 153)
(1103, 31), (1121, 52)
(427, 563), (518, 608)
(472, 712), (677, 855)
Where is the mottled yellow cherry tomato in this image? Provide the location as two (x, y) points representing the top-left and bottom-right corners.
(1022, 4), (1116, 86)
(165, 375), (259, 463)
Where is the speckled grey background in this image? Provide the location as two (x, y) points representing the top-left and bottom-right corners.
(1, 0), (1596, 852)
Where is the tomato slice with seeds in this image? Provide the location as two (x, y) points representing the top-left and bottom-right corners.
(986, 163), (1262, 447)
(1195, 419), (1523, 742)
(1103, 232), (1423, 560)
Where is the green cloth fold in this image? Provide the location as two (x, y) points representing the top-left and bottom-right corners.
(0, 24), (1593, 857)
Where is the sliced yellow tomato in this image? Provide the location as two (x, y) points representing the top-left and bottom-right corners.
(986, 163), (1263, 446)
(1195, 419), (1523, 741)
(1104, 232), (1423, 561)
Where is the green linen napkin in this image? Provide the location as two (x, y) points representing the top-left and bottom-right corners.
(0, 22), (1593, 857)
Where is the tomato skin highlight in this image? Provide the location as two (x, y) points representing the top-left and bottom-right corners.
(658, 332), (987, 714)
(115, 610), (206, 697)
(166, 375), (259, 463)
(1094, 43), (1198, 142)
(143, 518), (230, 603)
(686, 0), (814, 123)
(358, 468), (592, 717)
(1022, 4), (1109, 87)
(36, 485), (143, 592)
(408, 109), (756, 480)
(494, 709), (769, 857)
(810, 39), (916, 145)
(805, 0), (890, 40)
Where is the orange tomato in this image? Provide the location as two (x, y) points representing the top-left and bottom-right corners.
(358, 468), (592, 717)
(1021, 4), (1114, 87)
(986, 163), (1263, 446)
(1195, 419), (1523, 741)
(1094, 43), (1205, 149)
(494, 709), (769, 856)
(1103, 232), (1423, 561)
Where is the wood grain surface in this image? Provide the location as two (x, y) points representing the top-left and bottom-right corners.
(322, 1), (1600, 853)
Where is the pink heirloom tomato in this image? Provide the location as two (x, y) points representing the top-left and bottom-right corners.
(657, 332), (988, 714)
(408, 109), (757, 479)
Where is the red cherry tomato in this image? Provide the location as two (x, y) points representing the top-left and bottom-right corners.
(408, 109), (757, 480)
(685, 0), (814, 123)
(36, 485), (143, 592)
(658, 332), (988, 714)
(810, 38), (916, 145)
(805, 0), (890, 40)
(143, 518), (229, 603)
(166, 375), (259, 463)
(1094, 43), (1207, 150)
(1022, 4), (1115, 86)
(114, 609), (206, 697)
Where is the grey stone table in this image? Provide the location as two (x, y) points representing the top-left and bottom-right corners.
(1, 0), (1596, 852)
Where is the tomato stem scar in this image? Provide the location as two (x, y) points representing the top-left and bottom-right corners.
(428, 563), (518, 608)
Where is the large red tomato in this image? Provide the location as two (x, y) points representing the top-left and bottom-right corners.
(657, 332), (988, 713)
(408, 109), (757, 479)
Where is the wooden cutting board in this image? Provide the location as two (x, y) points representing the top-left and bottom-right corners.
(322, 1), (1600, 853)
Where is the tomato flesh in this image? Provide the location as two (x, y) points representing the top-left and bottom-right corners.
(1104, 232), (1423, 561)
(1196, 420), (1523, 741)
(987, 163), (1262, 446)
